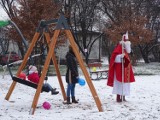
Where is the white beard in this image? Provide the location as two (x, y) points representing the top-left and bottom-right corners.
(124, 41), (131, 53)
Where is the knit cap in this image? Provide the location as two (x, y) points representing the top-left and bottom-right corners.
(29, 65), (38, 74)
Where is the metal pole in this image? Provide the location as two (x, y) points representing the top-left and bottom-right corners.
(9, 21), (28, 49)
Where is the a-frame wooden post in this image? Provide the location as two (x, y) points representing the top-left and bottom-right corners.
(44, 32), (67, 101)
(30, 30), (61, 114)
(65, 30), (103, 112)
(5, 32), (40, 100)
(54, 15), (103, 112)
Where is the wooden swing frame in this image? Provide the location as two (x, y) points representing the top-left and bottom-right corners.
(5, 15), (103, 115)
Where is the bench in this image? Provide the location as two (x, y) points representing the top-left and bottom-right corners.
(87, 62), (108, 80)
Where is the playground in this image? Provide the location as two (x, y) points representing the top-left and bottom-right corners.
(0, 1), (160, 119)
(0, 15), (103, 115)
(0, 16), (160, 119)
(0, 62), (160, 120)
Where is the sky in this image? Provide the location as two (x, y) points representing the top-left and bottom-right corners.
(0, 62), (160, 120)
(0, 7), (9, 20)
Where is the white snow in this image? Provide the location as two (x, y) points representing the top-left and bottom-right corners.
(0, 62), (160, 120)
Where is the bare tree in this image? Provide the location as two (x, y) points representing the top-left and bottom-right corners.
(101, 0), (160, 63)
(63, 0), (102, 63)
(144, 0), (160, 62)
(0, 0), (61, 57)
(0, 28), (9, 54)
(0, 0), (18, 20)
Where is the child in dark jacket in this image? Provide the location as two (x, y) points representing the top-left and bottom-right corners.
(64, 45), (79, 104)
(28, 65), (59, 95)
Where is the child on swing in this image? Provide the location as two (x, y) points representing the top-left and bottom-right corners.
(27, 65), (59, 95)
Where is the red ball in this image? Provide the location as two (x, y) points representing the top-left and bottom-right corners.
(18, 72), (26, 80)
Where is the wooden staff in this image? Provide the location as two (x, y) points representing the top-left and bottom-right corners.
(121, 34), (125, 102)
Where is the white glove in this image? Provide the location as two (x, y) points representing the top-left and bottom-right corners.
(119, 40), (125, 45)
(121, 53), (125, 58)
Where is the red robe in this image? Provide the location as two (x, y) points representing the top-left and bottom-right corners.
(107, 44), (135, 87)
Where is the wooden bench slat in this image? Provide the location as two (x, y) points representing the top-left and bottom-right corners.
(87, 62), (108, 80)
(88, 63), (102, 67)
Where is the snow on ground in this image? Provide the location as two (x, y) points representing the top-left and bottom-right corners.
(0, 75), (160, 120)
(0, 62), (160, 120)
(1, 6), (160, 120)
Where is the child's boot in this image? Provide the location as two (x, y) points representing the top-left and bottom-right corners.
(67, 97), (72, 104)
(63, 97), (71, 104)
(51, 89), (59, 95)
(72, 96), (78, 103)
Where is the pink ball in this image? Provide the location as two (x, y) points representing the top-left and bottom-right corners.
(42, 101), (51, 110)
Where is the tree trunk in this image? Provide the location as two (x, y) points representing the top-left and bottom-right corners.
(142, 53), (150, 63)
(17, 41), (25, 58)
(138, 45), (150, 63)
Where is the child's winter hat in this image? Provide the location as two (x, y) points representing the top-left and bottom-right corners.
(29, 65), (38, 74)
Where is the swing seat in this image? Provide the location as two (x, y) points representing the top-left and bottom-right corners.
(12, 76), (50, 92)
(12, 76), (38, 89)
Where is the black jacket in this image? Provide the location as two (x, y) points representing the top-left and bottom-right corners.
(65, 51), (79, 84)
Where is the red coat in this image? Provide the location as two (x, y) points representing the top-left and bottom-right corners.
(107, 44), (135, 87)
(28, 72), (40, 84)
